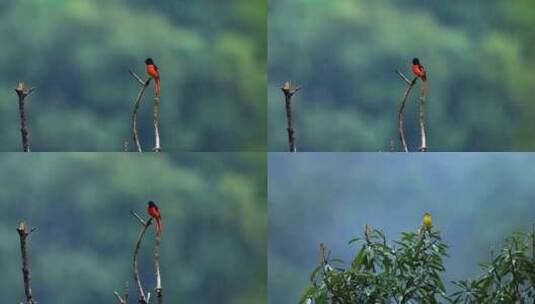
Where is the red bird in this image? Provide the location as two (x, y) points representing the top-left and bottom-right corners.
(145, 58), (160, 96)
(147, 201), (162, 233)
(411, 58), (427, 81)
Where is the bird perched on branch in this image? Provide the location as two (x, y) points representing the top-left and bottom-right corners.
(422, 212), (432, 232)
(145, 58), (160, 96)
(411, 58), (427, 81)
(147, 201), (162, 233)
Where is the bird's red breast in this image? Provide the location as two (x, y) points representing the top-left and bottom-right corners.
(411, 64), (426, 79)
(148, 206), (160, 219)
(146, 64), (159, 79)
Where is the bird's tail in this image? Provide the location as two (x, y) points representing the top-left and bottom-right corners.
(422, 79), (428, 96)
(156, 218), (162, 233)
(155, 78), (160, 96)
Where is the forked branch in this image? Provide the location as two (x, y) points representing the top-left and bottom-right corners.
(130, 210), (153, 304)
(114, 281), (129, 304)
(129, 70), (151, 153)
(395, 70), (417, 152)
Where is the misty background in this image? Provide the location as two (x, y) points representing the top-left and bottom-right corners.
(268, 153), (535, 303)
(0, 153), (266, 303)
(0, 0), (266, 151)
(268, 0), (534, 151)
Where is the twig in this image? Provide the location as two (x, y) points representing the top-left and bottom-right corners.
(114, 281), (129, 304)
(14, 83), (35, 152)
(281, 81), (301, 152)
(154, 231), (162, 304)
(395, 70), (417, 152)
(130, 210), (152, 304)
(16, 221), (37, 304)
(152, 96), (161, 152)
(418, 82), (428, 152)
(129, 70), (151, 153)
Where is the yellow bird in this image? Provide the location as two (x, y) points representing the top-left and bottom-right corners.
(422, 213), (433, 231)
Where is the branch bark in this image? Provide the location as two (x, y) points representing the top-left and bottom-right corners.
(129, 70), (151, 153)
(418, 82), (428, 152)
(131, 210), (153, 304)
(281, 81), (301, 152)
(152, 96), (161, 152)
(395, 70), (417, 152)
(15, 83), (35, 152)
(154, 231), (162, 304)
(16, 221), (37, 304)
(114, 281), (129, 304)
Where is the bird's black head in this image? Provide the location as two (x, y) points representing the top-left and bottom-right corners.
(145, 58), (154, 65)
(412, 58), (420, 65)
(148, 201), (156, 207)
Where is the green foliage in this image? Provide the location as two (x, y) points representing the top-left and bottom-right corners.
(301, 227), (448, 303)
(300, 226), (534, 304)
(450, 231), (535, 303)
(0, 0), (266, 151)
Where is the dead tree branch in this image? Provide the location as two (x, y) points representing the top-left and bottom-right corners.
(395, 70), (417, 152)
(281, 81), (301, 152)
(16, 221), (37, 304)
(154, 231), (162, 304)
(130, 210), (153, 304)
(14, 83), (35, 152)
(129, 70), (151, 153)
(418, 82), (428, 152)
(152, 96), (161, 152)
(114, 281), (129, 304)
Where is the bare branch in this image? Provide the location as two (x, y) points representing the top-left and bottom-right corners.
(418, 82), (428, 152)
(114, 281), (129, 304)
(130, 210), (147, 225)
(16, 221), (36, 304)
(131, 212), (152, 304)
(395, 71), (417, 152)
(129, 70), (147, 86)
(114, 292), (127, 304)
(129, 70), (152, 153)
(14, 83), (34, 152)
(281, 81), (300, 152)
(152, 96), (161, 152)
(154, 232), (162, 304)
(395, 69), (412, 85)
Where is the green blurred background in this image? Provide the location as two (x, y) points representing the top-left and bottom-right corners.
(268, 153), (535, 303)
(0, 0), (266, 151)
(268, 0), (535, 151)
(0, 153), (266, 303)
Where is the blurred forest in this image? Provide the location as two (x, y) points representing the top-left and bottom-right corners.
(268, 0), (535, 151)
(0, 0), (266, 151)
(0, 153), (266, 303)
(268, 153), (535, 303)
